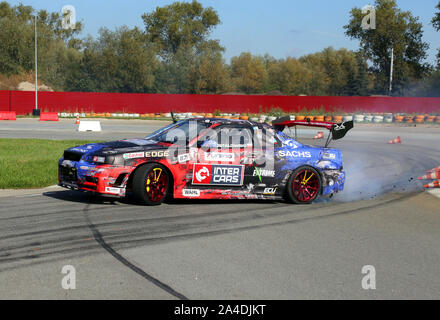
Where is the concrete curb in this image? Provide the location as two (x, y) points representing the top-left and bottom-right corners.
(427, 189), (440, 200)
(0, 185), (63, 198)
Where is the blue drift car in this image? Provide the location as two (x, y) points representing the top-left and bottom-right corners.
(58, 116), (353, 205)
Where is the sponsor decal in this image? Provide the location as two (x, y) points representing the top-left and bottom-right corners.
(253, 168), (275, 178)
(105, 187), (126, 196)
(205, 152), (235, 162)
(263, 187), (278, 195)
(333, 123), (345, 131)
(182, 189), (201, 197)
(123, 152), (145, 160)
(283, 140), (299, 149)
(178, 153), (191, 164)
(278, 150), (312, 158)
(90, 168), (106, 175)
(93, 156), (105, 163)
(145, 150), (169, 158)
(195, 166), (210, 182)
(322, 152), (336, 160)
(217, 144), (252, 148)
(193, 164), (244, 186)
(79, 166), (94, 171)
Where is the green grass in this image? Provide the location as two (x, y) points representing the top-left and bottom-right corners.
(0, 139), (101, 189)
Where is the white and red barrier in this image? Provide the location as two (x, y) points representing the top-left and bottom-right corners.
(425, 181), (440, 189)
(428, 166), (440, 173)
(40, 112), (59, 121)
(387, 136), (402, 144)
(418, 171), (440, 180)
(0, 111), (16, 120)
(420, 166), (440, 189)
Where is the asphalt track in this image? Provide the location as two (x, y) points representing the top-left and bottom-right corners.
(0, 119), (439, 299)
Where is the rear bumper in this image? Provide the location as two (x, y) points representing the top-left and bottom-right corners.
(321, 170), (345, 195)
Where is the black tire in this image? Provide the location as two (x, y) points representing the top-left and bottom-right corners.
(286, 166), (322, 204)
(132, 163), (170, 206)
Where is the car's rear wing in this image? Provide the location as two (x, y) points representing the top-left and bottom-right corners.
(272, 116), (354, 147)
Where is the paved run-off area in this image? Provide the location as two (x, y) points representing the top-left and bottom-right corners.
(0, 119), (439, 299)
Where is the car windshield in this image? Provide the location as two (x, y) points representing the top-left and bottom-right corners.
(145, 120), (211, 145)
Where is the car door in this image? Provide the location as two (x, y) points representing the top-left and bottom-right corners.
(192, 124), (253, 194)
(240, 124), (281, 196)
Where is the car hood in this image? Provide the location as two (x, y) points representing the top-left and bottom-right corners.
(67, 139), (168, 157)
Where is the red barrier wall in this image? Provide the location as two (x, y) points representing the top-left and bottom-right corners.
(0, 91), (11, 110)
(1, 90), (439, 115)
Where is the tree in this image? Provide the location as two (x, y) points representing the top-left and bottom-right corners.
(268, 57), (312, 95)
(0, 1), (82, 89)
(344, 0), (430, 95)
(66, 27), (158, 93)
(142, 0), (220, 58)
(433, 1), (440, 68)
(299, 53), (331, 96)
(262, 54), (281, 93)
(142, 1), (225, 94)
(433, 1), (440, 30)
(318, 47), (360, 95)
(347, 52), (371, 96)
(0, 3), (34, 75)
(188, 42), (230, 94)
(230, 53), (268, 94)
(153, 44), (195, 94)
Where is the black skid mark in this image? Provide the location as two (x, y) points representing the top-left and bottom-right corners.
(83, 202), (188, 300)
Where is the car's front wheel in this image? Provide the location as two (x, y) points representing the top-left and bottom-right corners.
(286, 166), (321, 204)
(133, 163), (170, 206)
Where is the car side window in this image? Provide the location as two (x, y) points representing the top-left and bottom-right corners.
(253, 125), (280, 150)
(216, 126), (253, 149)
(200, 125), (253, 150)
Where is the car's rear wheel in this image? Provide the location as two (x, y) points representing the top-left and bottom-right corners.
(133, 163), (170, 206)
(286, 166), (321, 204)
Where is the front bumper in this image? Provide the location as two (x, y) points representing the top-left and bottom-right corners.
(58, 160), (129, 197)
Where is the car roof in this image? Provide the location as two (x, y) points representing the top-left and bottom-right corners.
(187, 117), (265, 127)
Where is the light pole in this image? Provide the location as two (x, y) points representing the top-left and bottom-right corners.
(389, 46), (394, 96)
(32, 15), (40, 116)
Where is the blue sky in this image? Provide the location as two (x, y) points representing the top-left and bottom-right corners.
(7, 0), (440, 64)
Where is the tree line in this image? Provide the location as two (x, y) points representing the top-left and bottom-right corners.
(0, 0), (439, 96)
